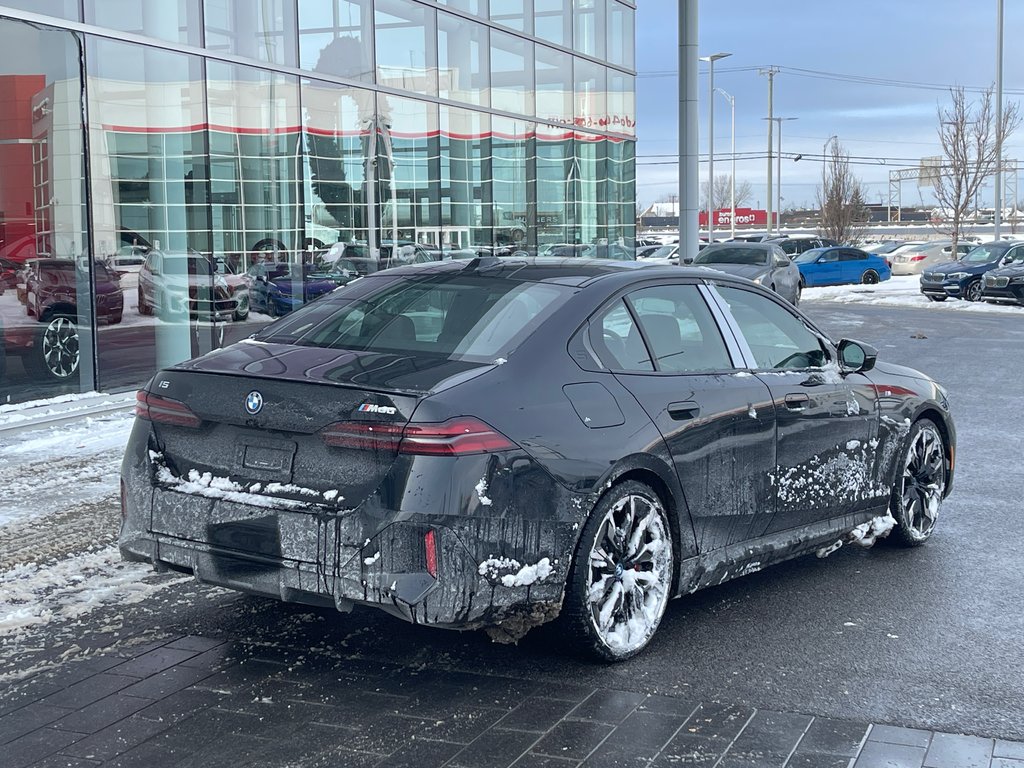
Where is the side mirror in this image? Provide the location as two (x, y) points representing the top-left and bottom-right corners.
(1001, 255), (1013, 265)
(837, 338), (877, 374)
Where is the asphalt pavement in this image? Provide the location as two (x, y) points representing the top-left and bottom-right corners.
(2, 300), (1023, 767)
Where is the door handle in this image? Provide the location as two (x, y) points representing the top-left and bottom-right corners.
(668, 401), (700, 420)
(784, 393), (810, 411)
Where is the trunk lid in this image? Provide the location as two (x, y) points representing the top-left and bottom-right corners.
(146, 340), (489, 516)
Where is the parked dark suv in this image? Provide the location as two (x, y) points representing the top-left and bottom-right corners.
(920, 241), (1020, 302)
(980, 243), (1024, 306)
(771, 237), (840, 257)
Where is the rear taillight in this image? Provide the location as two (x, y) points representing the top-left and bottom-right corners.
(320, 421), (404, 450)
(400, 417), (516, 455)
(424, 529), (438, 578)
(319, 416), (516, 456)
(135, 390), (202, 428)
(910, 255), (926, 262)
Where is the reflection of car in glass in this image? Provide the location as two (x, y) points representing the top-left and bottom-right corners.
(138, 251), (249, 322)
(692, 243), (801, 305)
(981, 245), (1024, 306)
(5, 259), (123, 381)
(795, 247), (892, 286)
(920, 242), (1020, 302)
(122, 258), (955, 662)
(0, 257), (19, 292)
(247, 261), (351, 316)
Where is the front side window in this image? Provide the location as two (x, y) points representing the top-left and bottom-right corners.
(627, 285), (732, 373)
(717, 285), (829, 370)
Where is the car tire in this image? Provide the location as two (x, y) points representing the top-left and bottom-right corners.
(889, 418), (947, 547)
(25, 313), (80, 381)
(232, 292), (250, 322)
(964, 280), (983, 302)
(861, 270), (880, 285)
(138, 289), (152, 316)
(560, 480), (674, 662)
(926, 294), (947, 302)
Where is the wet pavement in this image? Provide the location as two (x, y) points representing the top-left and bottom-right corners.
(2, 631), (1022, 768)
(2, 300), (1024, 767)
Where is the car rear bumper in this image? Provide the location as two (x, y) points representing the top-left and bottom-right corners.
(891, 263), (924, 276)
(119, 442), (582, 633)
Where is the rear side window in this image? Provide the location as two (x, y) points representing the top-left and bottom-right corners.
(256, 273), (570, 362)
(717, 285), (828, 370)
(840, 250), (866, 261)
(590, 300), (654, 371)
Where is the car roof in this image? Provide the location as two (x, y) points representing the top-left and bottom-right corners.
(703, 241), (772, 249)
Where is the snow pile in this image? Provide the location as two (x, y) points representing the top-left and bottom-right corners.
(802, 274), (1024, 314)
(475, 477), (492, 506)
(850, 513), (897, 547)
(499, 558), (553, 588)
(0, 546), (188, 638)
(477, 556), (554, 587)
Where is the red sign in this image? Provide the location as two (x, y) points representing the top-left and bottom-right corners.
(698, 208), (776, 227)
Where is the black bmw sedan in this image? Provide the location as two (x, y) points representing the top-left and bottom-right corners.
(120, 258), (955, 661)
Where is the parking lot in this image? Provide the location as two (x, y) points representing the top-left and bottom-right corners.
(1, 298), (1023, 767)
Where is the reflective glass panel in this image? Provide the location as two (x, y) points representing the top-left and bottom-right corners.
(534, 0), (570, 48)
(298, 0), (374, 83)
(490, 0), (530, 34)
(204, 0), (298, 67)
(607, 1), (634, 70)
(536, 123), (574, 247)
(85, 0), (203, 47)
(574, 56), (606, 130)
(437, 0), (488, 15)
(491, 30), (533, 116)
(490, 115), (530, 249)
(206, 62), (302, 275)
(0, 19), (89, 402)
(535, 45), (572, 126)
(87, 37), (215, 390)
(438, 11), (489, 107)
(605, 137), (635, 245)
(573, 0), (605, 59)
(607, 69), (635, 137)
(377, 95), (440, 247)
(1, 0), (80, 21)
(574, 131), (603, 245)
(440, 106), (489, 249)
(303, 79), (374, 257)
(375, 0), (438, 96)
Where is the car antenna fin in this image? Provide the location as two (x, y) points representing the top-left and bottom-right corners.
(462, 256), (505, 273)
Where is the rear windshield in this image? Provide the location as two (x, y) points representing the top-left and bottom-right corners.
(255, 273), (571, 362)
(694, 247), (769, 265)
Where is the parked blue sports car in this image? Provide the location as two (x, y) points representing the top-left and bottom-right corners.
(795, 247), (892, 287)
(247, 261), (351, 316)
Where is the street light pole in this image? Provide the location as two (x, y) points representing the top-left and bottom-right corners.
(994, 0), (1004, 239)
(715, 88), (736, 239)
(701, 52), (731, 244)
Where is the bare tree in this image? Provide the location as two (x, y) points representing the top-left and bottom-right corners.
(817, 139), (868, 243)
(933, 86), (1020, 248)
(701, 174), (753, 212)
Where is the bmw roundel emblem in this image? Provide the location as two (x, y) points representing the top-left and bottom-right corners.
(245, 391), (264, 415)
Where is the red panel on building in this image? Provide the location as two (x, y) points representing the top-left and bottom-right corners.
(0, 74), (44, 258)
(698, 208), (776, 228)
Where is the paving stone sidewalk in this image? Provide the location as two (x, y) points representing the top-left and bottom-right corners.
(1, 635), (1021, 768)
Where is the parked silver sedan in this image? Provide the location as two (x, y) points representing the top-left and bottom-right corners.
(688, 242), (802, 305)
(891, 241), (974, 276)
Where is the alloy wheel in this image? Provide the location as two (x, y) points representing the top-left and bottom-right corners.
(898, 424), (945, 541)
(40, 315), (80, 379)
(965, 280), (983, 302)
(862, 270), (879, 284)
(585, 493), (673, 656)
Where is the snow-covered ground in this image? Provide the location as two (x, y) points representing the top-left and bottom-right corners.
(802, 275), (1024, 314)
(0, 409), (190, 656)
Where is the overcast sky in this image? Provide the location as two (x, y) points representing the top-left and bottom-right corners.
(635, 1), (1024, 210)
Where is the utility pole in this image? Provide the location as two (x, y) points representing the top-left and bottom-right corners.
(994, 0), (1004, 239)
(679, 1), (699, 264)
(760, 67), (779, 235)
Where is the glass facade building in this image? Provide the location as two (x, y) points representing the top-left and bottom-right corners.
(0, 0), (635, 404)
